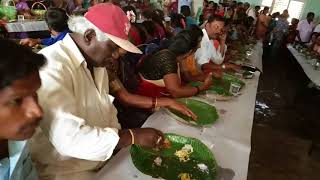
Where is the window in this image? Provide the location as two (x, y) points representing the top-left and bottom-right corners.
(288, 1), (305, 21)
(261, 0), (273, 7)
(272, 0), (290, 14)
(261, 0), (305, 21)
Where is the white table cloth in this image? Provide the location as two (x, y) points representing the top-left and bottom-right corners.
(5, 20), (48, 32)
(231, 40), (263, 72)
(287, 45), (320, 86)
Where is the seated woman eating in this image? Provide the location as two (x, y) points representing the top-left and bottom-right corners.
(136, 27), (212, 98)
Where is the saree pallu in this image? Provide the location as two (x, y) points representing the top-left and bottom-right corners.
(135, 74), (169, 98)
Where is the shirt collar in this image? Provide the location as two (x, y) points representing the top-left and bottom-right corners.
(53, 30), (69, 38)
(303, 19), (313, 25)
(61, 33), (107, 93)
(202, 28), (210, 41)
(8, 140), (27, 176)
(61, 33), (86, 68)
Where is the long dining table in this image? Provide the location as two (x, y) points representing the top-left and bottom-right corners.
(5, 20), (48, 33)
(95, 42), (263, 180)
(287, 45), (320, 87)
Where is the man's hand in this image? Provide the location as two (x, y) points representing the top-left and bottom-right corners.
(20, 38), (40, 47)
(199, 72), (213, 91)
(133, 128), (165, 148)
(212, 70), (223, 79)
(219, 32), (227, 42)
(227, 63), (241, 72)
(166, 99), (197, 120)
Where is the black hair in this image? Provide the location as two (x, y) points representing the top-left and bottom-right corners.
(213, 3), (218, 9)
(263, 6), (270, 11)
(142, 9), (153, 19)
(45, 8), (69, 32)
(271, 12), (280, 18)
(0, 39), (46, 90)
(154, 9), (165, 22)
(122, 5), (137, 16)
(207, 15), (225, 24)
(168, 25), (203, 56)
(142, 9), (166, 36)
(255, 6), (261, 10)
(307, 12), (315, 18)
(180, 5), (191, 17)
(291, 18), (299, 25)
(141, 20), (157, 37)
(170, 13), (184, 29)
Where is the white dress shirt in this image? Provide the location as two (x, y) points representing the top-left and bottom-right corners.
(30, 34), (121, 180)
(246, 7), (257, 24)
(296, 19), (316, 43)
(314, 24), (320, 33)
(195, 29), (227, 67)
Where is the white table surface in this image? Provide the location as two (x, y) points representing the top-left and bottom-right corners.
(287, 45), (320, 86)
(5, 20), (48, 32)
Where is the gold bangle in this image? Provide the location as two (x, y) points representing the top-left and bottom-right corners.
(128, 129), (134, 145)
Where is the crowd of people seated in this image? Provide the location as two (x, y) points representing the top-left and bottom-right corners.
(1, 1), (320, 180)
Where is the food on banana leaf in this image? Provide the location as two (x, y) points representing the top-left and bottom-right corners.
(174, 144), (193, 162)
(178, 173), (194, 180)
(130, 133), (218, 180)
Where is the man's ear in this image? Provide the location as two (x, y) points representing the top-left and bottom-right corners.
(83, 29), (96, 45)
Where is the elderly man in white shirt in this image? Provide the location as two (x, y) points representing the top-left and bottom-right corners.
(195, 16), (239, 78)
(296, 12), (316, 43)
(30, 4), (172, 180)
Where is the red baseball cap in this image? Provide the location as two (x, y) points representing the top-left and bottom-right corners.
(84, 3), (142, 54)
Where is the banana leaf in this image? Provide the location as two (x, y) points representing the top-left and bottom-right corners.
(168, 98), (219, 127)
(130, 133), (218, 180)
(190, 73), (245, 96)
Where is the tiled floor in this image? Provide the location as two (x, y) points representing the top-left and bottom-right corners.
(247, 46), (320, 180)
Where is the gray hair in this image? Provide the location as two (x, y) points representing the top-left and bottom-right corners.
(68, 16), (109, 42)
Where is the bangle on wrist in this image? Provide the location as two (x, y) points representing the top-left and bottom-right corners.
(222, 64), (226, 69)
(128, 129), (135, 145)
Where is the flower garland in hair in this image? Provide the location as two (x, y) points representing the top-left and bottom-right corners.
(126, 10), (136, 23)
